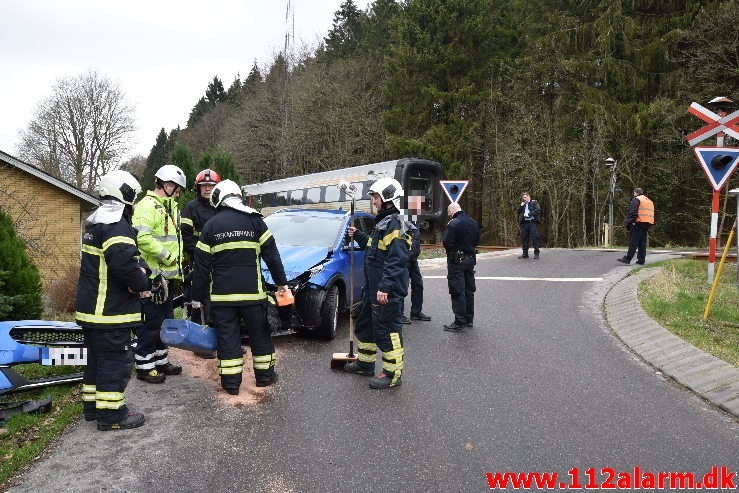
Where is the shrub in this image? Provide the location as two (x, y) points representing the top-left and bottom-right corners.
(0, 207), (43, 320)
(46, 262), (80, 315)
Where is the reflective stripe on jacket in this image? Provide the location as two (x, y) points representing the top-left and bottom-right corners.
(636, 195), (655, 224)
(132, 191), (183, 280)
(75, 215), (148, 328)
(191, 207), (287, 305)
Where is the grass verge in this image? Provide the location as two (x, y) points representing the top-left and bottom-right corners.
(639, 259), (739, 366)
(0, 365), (82, 488)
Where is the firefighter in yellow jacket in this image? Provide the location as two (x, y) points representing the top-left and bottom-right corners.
(75, 170), (149, 430)
(617, 187), (655, 265)
(132, 164), (186, 383)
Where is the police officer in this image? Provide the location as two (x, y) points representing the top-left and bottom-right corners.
(442, 202), (480, 332)
(75, 170), (149, 431)
(132, 164), (186, 383)
(516, 192), (540, 259)
(191, 180), (288, 395)
(345, 177), (410, 389)
(181, 168), (221, 358)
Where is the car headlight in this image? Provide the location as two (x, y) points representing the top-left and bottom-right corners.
(308, 262), (326, 276)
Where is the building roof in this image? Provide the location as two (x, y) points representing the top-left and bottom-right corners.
(0, 149), (100, 206)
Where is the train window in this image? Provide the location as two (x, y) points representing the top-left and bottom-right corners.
(407, 177), (433, 212)
(408, 176), (431, 195)
(276, 192), (288, 206)
(291, 189), (304, 205)
(325, 185), (340, 202)
(305, 187), (321, 204)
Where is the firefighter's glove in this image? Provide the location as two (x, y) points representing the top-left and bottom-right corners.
(151, 276), (169, 305)
(191, 300), (202, 310)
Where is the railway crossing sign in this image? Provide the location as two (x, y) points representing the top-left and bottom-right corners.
(440, 180), (469, 203)
(693, 147), (739, 191)
(685, 102), (739, 145)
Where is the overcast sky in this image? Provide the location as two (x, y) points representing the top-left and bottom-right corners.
(0, 0), (347, 162)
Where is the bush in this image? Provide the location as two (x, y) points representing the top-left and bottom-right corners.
(46, 262), (79, 315)
(0, 208), (43, 320)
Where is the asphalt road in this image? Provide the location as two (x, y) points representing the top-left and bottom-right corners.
(6, 249), (739, 492)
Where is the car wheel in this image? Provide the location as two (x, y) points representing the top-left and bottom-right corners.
(318, 286), (339, 340)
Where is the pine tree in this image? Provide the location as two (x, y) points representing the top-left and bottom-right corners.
(0, 208), (43, 320)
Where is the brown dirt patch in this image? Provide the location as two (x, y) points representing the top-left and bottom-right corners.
(169, 347), (278, 406)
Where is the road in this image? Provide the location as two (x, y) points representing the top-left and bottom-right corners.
(6, 249), (738, 492)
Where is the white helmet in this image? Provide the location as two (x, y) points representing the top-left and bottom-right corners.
(368, 177), (404, 209)
(98, 170), (142, 206)
(210, 179), (242, 209)
(154, 164), (186, 188)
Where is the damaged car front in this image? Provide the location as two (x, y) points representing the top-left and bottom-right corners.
(260, 208), (370, 340)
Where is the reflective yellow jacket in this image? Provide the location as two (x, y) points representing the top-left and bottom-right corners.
(132, 191), (183, 280)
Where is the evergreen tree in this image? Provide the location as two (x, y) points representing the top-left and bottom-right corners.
(205, 76), (227, 105)
(323, 0), (365, 59)
(0, 208), (43, 320)
(170, 143), (196, 207)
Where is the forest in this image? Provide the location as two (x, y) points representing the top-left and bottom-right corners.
(137, 0), (739, 248)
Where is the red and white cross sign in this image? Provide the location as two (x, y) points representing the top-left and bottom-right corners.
(685, 102), (739, 146)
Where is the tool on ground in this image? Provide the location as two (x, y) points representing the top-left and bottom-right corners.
(331, 181), (358, 368)
(160, 302), (218, 353)
(0, 396), (52, 424)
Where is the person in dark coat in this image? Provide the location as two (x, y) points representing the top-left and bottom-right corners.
(618, 188), (655, 265)
(442, 202), (480, 332)
(191, 180), (288, 394)
(345, 177), (411, 389)
(181, 168), (221, 358)
(75, 170), (149, 431)
(516, 191), (540, 259)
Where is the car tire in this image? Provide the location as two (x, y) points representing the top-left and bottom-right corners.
(317, 286), (339, 340)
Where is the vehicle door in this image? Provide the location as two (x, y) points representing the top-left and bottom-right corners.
(348, 215), (373, 300)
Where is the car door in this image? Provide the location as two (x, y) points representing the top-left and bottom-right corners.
(348, 216), (373, 301)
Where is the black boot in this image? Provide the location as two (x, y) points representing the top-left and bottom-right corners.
(97, 411), (145, 431)
(255, 369), (278, 387)
(136, 369), (166, 383)
(369, 371), (401, 389)
(343, 361), (375, 376)
(156, 363), (182, 375)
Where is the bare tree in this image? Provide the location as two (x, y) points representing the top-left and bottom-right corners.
(17, 70), (135, 193)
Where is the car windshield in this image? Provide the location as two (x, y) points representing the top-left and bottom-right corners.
(265, 213), (344, 247)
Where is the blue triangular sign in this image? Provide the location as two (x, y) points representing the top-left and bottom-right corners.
(693, 146), (739, 191)
(440, 180), (469, 203)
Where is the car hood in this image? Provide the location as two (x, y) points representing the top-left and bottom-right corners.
(261, 244), (330, 284)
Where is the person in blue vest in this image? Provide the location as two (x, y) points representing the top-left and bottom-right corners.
(75, 170), (149, 431)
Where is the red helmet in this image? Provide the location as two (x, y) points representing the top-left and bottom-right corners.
(193, 169), (221, 190)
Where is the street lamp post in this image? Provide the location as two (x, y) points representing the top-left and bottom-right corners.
(604, 157), (617, 247)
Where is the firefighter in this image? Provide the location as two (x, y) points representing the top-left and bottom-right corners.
(191, 180), (288, 395)
(75, 170), (149, 431)
(132, 164), (186, 383)
(181, 168), (221, 358)
(345, 177), (410, 389)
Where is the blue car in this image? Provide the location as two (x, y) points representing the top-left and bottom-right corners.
(260, 208), (375, 339)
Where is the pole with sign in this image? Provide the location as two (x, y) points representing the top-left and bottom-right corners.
(685, 97), (739, 284)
